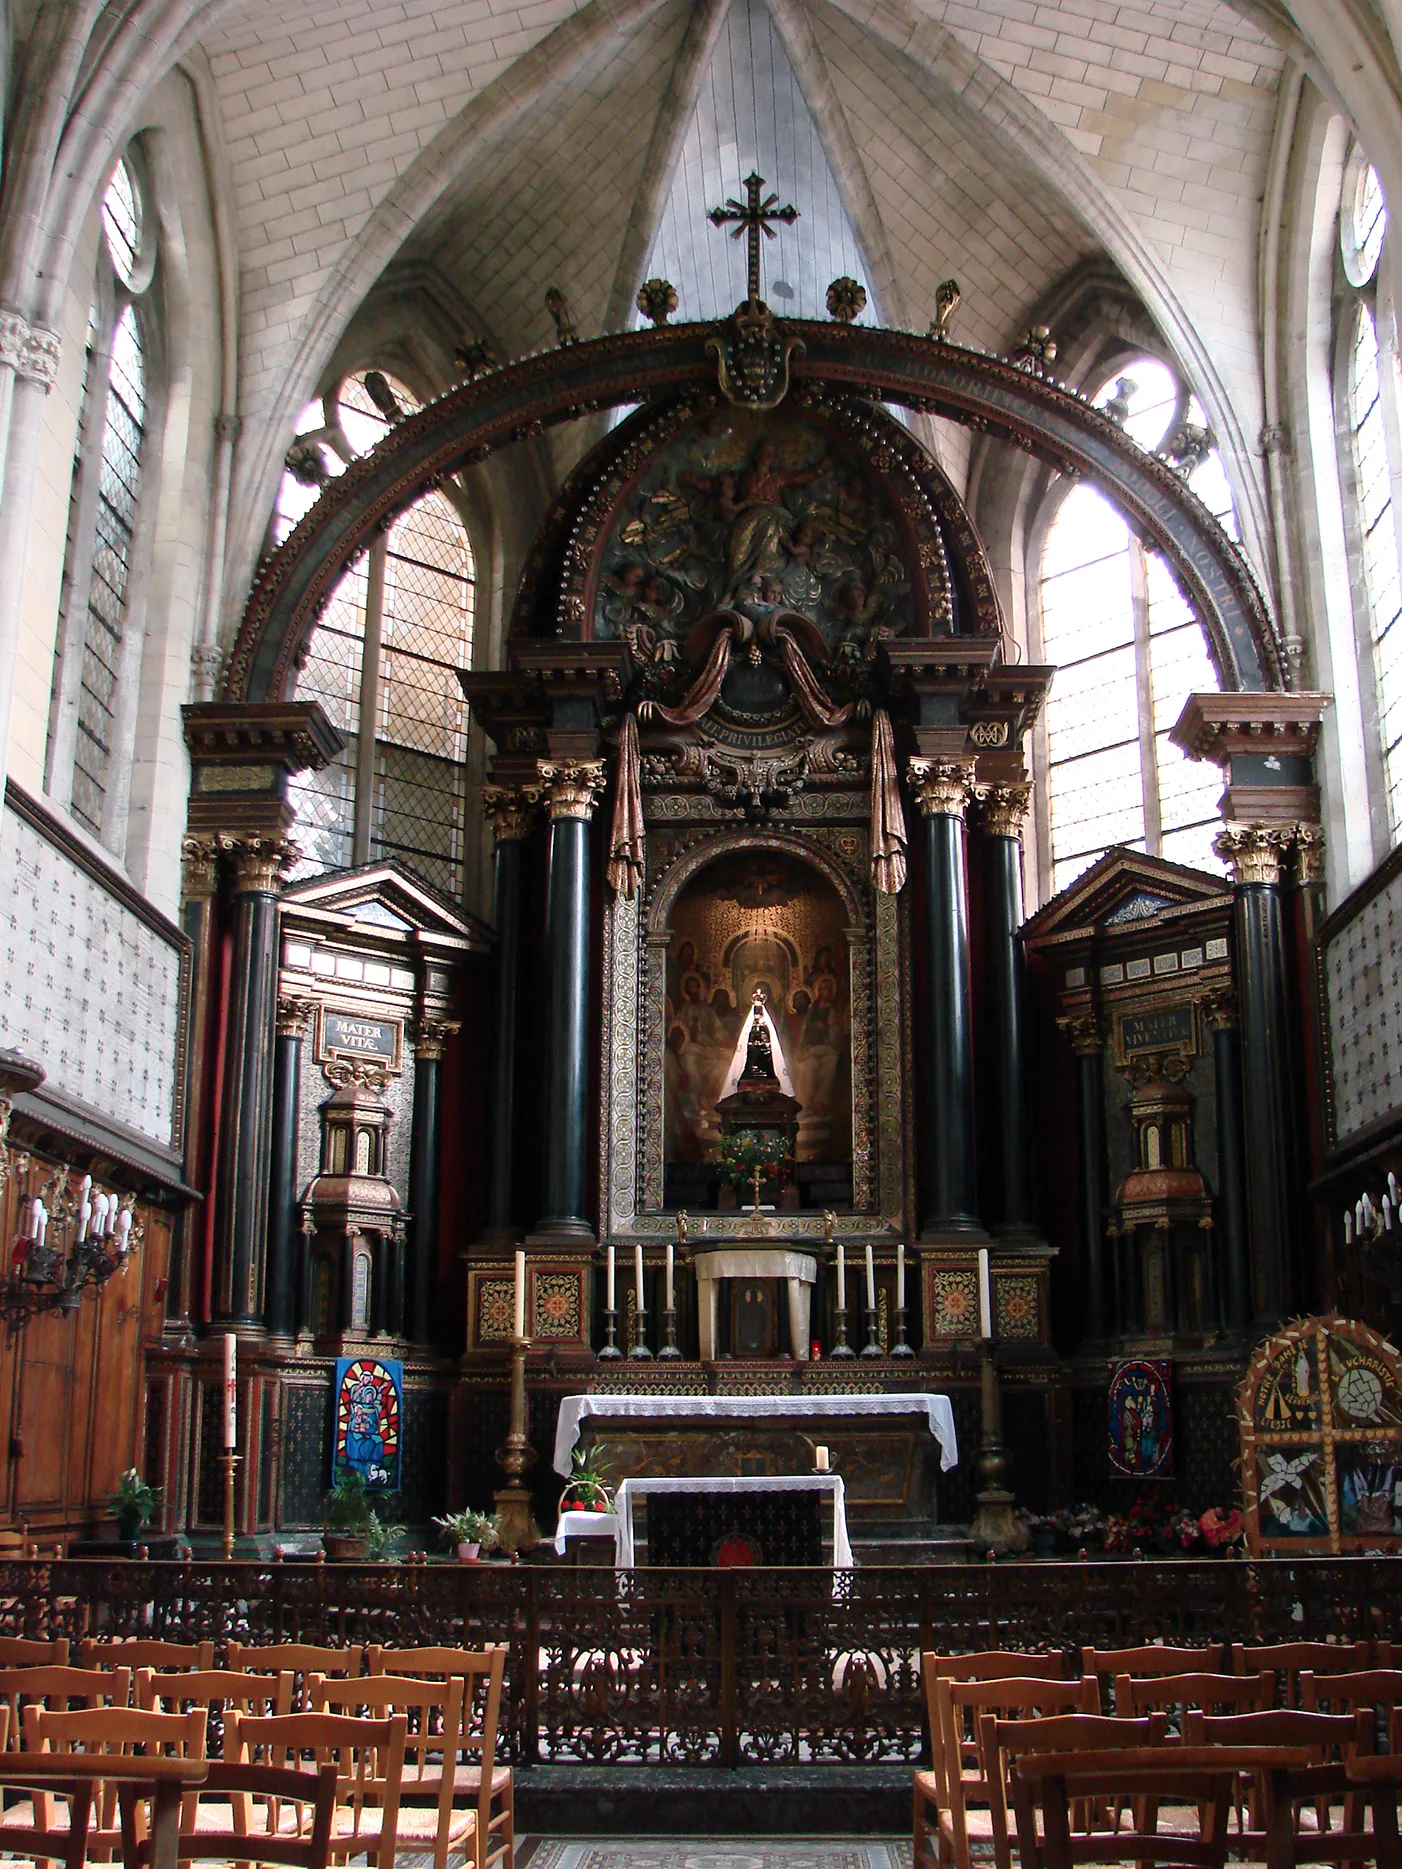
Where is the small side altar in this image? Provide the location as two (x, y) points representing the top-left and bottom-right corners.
(614, 1475), (852, 1568)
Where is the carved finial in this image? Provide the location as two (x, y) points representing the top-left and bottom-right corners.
(708, 172), (798, 305)
(1103, 376), (1135, 426)
(362, 371), (403, 424)
(454, 335), (496, 380)
(1010, 324), (1057, 376)
(930, 279), (961, 340)
(636, 279), (679, 327)
(544, 287), (578, 347)
(826, 277), (867, 324)
(284, 437), (329, 486)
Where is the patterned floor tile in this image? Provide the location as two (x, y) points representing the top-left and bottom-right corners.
(524, 1842), (912, 1869)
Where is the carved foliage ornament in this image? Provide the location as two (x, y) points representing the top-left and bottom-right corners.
(0, 312), (61, 387)
(1213, 822), (1324, 887)
(410, 1017), (461, 1061)
(975, 783), (1032, 840)
(322, 1057), (393, 1093)
(538, 758), (606, 821)
(907, 759), (976, 821)
(215, 833), (299, 893)
(1058, 1012), (1106, 1056)
(481, 782), (540, 843)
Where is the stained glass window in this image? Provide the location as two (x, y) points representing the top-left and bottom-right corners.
(1348, 302), (1402, 832)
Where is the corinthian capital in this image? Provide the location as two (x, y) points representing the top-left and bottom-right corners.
(537, 758), (606, 822)
(180, 835), (220, 902)
(217, 833), (298, 894)
(975, 782), (1032, 840)
(1057, 1011), (1105, 1056)
(411, 1017), (461, 1060)
(908, 758), (976, 821)
(1213, 824), (1290, 887)
(482, 782), (540, 842)
(276, 996), (317, 1039)
(1289, 822), (1326, 886)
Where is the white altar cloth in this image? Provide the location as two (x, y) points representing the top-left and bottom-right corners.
(554, 1510), (620, 1555)
(552, 1391), (959, 1475)
(611, 1474), (853, 1569)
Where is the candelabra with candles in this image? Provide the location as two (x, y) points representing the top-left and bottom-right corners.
(1345, 1177), (1400, 1246)
(4, 1166), (139, 1335)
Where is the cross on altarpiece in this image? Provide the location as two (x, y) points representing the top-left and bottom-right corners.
(709, 172), (798, 305)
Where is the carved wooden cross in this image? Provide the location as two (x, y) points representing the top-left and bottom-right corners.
(709, 173), (798, 305)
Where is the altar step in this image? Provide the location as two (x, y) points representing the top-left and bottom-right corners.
(850, 1527), (974, 1565)
(515, 1764), (909, 1835)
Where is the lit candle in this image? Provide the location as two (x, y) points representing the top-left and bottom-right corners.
(513, 1249), (526, 1340)
(896, 1242), (905, 1310)
(836, 1241), (845, 1310)
(92, 1192), (109, 1239)
(865, 1243), (876, 1311)
(665, 1241), (674, 1311)
(33, 1202), (47, 1247)
(635, 1243), (645, 1312)
(978, 1248), (992, 1341)
(815, 1445), (829, 1472)
(115, 1208), (132, 1256)
(222, 1333), (237, 1451)
(606, 1244), (616, 1311)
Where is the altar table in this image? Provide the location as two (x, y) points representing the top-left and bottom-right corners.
(612, 1475), (853, 1568)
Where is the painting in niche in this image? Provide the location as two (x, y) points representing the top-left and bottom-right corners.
(665, 850), (851, 1168)
(594, 408), (918, 668)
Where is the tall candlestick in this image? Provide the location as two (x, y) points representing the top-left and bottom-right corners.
(606, 1244), (616, 1310)
(897, 1241), (905, 1310)
(513, 1249), (526, 1339)
(978, 1248), (992, 1341)
(635, 1243), (645, 1311)
(222, 1332), (237, 1450)
(865, 1243), (876, 1311)
(665, 1241), (674, 1311)
(837, 1241), (845, 1309)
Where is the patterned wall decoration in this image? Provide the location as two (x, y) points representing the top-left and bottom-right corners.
(1324, 854), (1402, 1141)
(0, 790), (188, 1151)
(282, 1384), (331, 1527)
(995, 1274), (1041, 1342)
(476, 1277), (514, 1344)
(533, 1271), (582, 1340)
(928, 1269), (979, 1339)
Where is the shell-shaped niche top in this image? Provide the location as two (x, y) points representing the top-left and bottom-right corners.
(509, 391), (1003, 670)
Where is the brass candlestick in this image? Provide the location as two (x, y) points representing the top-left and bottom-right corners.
(220, 1452), (241, 1560)
(629, 1305), (652, 1359)
(892, 1305), (914, 1357)
(969, 1341), (1028, 1557)
(493, 1336), (539, 1554)
(831, 1304), (854, 1358)
(659, 1307), (680, 1358)
(599, 1306), (621, 1358)
(861, 1304), (883, 1358)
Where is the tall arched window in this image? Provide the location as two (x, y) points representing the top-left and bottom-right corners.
(1339, 153), (1402, 835)
(46, 153), (156, 844)
(283, 371), (476, 900)
(1037, 358), (1228, 896)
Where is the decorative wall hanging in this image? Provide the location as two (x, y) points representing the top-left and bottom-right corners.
(332, 1355), (402, 1493)
(1238, 1315), (1402, 1553)
(1108, 1358), (1174, 1478)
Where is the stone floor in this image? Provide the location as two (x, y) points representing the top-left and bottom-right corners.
(517, 1844), (913, 1869)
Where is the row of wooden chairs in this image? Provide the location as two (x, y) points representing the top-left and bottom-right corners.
(917, 1642), (1402, 1869)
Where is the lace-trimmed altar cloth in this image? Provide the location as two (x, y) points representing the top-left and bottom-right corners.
(612, 1475), (853, 1568)
(552, 1391), (959, 1476)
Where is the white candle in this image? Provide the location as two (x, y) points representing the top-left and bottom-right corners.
(1345, 1210), (1354, 1244)
(513, 1249), (526, 1339)
(92, 1192), (109, 1239)
(28, 1198), (40, 1241)
(897, 1242), (906, 1310)
(665, 1241), (674, 1311)
(836, 1241), (845, 1309)
(606, 1244), (616, 1310)
(76, 1176), (91, 1243)
(222, 1333), (237, 1450)
(115, 1208), (132, 1256)
(865, 1243), (876, 1311)
(978, 1248), (992, 1341)
(815, 1445), (829, 1472)
(635, 1243), (645, 1311)
(33, 1202), (46, 1247)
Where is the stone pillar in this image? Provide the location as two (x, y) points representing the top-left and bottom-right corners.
(1201, 988), (1251, 1334)
(266, 996), (314, 1339)
(909, 759), (980, 1235)
(1061, 1013), (1110, 1345)
(978, 784), (1034, 1234)
(482, 785), (536, 1235)
(1215, 825), (1293, 1326)
(174, 835), (220, 1330)
(536, 760), (606, 1238)
(408, 1017), (459, 1345)
(213, 836), (295, 1329)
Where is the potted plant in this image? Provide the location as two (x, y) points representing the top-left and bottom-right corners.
(558, 1447), (613, 1516)
(107, 1469), (159, 1547)
(322, 1470), (376, 1560)
(363, 1501), (405, 1563)
(432, 1508), (500, 1563)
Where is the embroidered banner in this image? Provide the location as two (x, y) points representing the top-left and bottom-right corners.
(1108, 1358), (1173, 1479)
(332, 1356), (403, 1492)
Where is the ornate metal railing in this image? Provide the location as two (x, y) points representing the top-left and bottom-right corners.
(0, 1557), (1394, 1767)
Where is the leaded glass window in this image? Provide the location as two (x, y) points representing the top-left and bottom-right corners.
(1037, 358), (1229, 896)
(285, 371), (475, 900)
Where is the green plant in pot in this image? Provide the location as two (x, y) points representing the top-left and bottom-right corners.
(322, 1470), (376, 1560)
(559, 1447), (613, 1516)
(107, 1469), (159, 1546)
(433, 1508), (500, 1562)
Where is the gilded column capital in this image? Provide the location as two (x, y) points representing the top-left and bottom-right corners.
(908, 758), (976, 820)
(1213, 823), (1290, 886)
(276, 996), (317, 1039)
(482, 782), (541, 842)
(1198, 986), (1239, 1033)
(537, 758), (606, 822)
(410, 1017), (461, 1061)
(180, 835), (220, 902)
(217, 833), (299, 894)
(975, 782), (1032, 840)
(1057, 1011), (1105, 1055)
(1289, 822), (1326, 886)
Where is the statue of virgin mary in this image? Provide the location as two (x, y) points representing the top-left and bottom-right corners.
(719, 986), (795, 1100)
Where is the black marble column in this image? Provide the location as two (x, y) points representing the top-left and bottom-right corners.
(175, 836), (219, 1329)
(265, 997), (312, 1338)
(1064, 1014), (1110, 1344)
(979, 785), (1034, 1233)
(1217, 826), (1292, 1325)
(1205, 992), (1252, 1333)
(482, 788), (534, 1233)
(213, 837), (292, 1328)
(910, 760), (979, 1233)
(538, 760), (604, 1237)
(408, 1019), (456, 1344)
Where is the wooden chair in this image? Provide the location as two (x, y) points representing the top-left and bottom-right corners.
(1231, 1643), (1371, 1707)
(1081, 1645), (1223, 1713)
(982, 1709), (1169, 1863)
(116, 1759), (339, 1869)
(364, 1646), (509, 1869)
(226, 1709), (406, 1869)
(227, 1647), (363, 1713)
(79, 1640), (216, 1689)
(22, 1703), (207, 1863)
(1301, 1668), (1402, 1737)
(1011, 1744), (1250, 1869)
(309, 1674), (473, 1869)
(0, 1664), (131, 1754)
(135, 1665), (295, 1834)
(927, 1675), (1096, 1869)
(0, 1639), (68, 1669)
(1116, 1671), (1278, 1728)
(1185, 1705), (1374, 1858)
